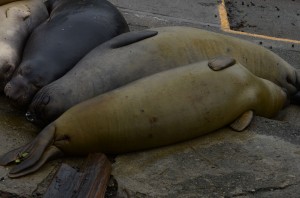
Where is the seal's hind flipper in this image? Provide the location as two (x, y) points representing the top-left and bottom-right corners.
(208, 56), (236, 71)
(0, 124), (60, 178)
(9, 146), (63, 178)
(230, 110), (254, 132)
(0, 143), (32, 166)
(109, 30), (158, 49)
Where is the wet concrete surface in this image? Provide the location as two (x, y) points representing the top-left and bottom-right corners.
(0, 0), (299, 197)
(0, 95), (52, 197)
(110, 0), (221, 28)
(225, 0), (300, 41)
(113, 119), (300, 197)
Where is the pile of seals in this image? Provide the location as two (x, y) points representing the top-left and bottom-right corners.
(0, 0), (299, 178)
(2, 0), (129, 106)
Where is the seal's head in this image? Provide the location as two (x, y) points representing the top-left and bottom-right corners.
(26, 86), (67, 125)
(4, 74), (39, 106)
(4, 58), (49, 106)
(26, 95), (52, 125)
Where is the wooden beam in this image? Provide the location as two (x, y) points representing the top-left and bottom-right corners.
(44, 153), (111, 198)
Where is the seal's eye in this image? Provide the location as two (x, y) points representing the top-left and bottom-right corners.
(32, 75), (44, 88)
(42, 95), (50, 105)
(19, 69), (26, 76)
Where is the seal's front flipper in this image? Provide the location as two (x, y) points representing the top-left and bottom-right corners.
(0, 124), (60, 178)
(208, 56), (236, 71)
(230, 110), (254, 132)
(109, 30), (158, 49)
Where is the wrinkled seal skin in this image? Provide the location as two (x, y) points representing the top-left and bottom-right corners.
(0, 0), (48, 90)
(0, 57), (287, 178)
(27, 26), (299, 124)
(4, 0), (129, 105)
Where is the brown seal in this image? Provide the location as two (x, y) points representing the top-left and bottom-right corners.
(0, 57), (287, 178)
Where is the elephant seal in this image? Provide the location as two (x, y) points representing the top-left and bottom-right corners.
(4, 0), (129, 105)
(27, 26), (299, 124)
(0, 0), (48, 90)
(0, 57), (287, 178)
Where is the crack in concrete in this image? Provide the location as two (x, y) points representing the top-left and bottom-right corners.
(228, 182), (299, 197)
(116, 6), (220, 28)
(31, 163), (60, 197)
(0, 190), (26, 198)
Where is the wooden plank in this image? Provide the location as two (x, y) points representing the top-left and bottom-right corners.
(44, 153), (111, 198)
(76, 154), (112, 198)
(43, 163), (81, 198)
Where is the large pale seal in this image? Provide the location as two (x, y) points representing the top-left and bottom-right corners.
(0, 57), (287, 178)
(27, 26), (299, 124)
(0, 0), (48, 90)
(4, 0), (129, 105)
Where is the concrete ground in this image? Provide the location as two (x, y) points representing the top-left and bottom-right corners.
(0, 0), (299, 197)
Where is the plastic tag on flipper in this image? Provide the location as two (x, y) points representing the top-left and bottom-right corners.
(208, 56), (236, 71)
(230, 110), (254, 132)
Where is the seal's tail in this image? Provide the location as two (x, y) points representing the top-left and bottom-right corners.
(290, 69), (300, 105)
(0, 125), (63, 178)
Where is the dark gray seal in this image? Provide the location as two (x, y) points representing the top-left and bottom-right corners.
(4, 0), (129, 105)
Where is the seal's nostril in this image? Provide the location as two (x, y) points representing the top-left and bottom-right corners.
(2, 63), (13, 74)
(4, 83), (12, 96)
(1, 62), (14, 77)
(25, 112), (36, 122)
